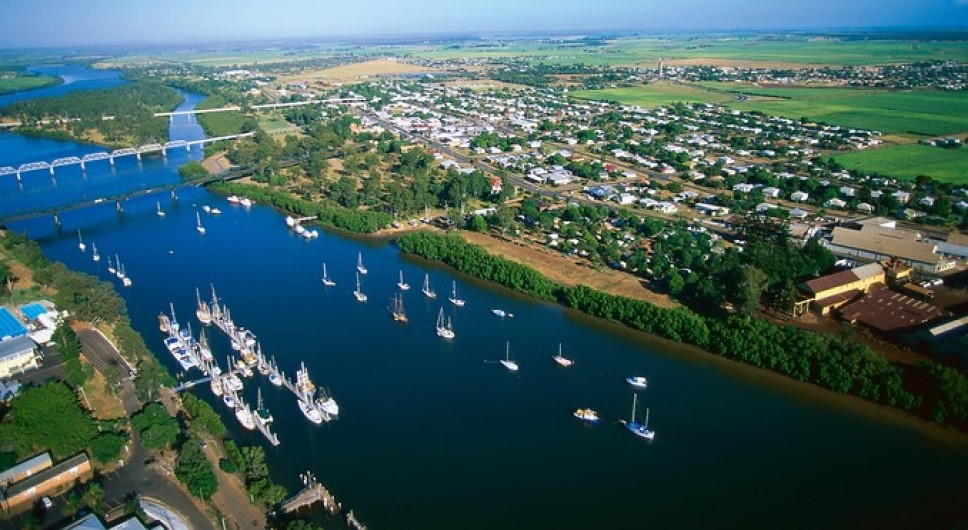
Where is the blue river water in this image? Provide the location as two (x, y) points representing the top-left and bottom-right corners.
(0, 65), (124, 109)
(0, 68), (966, 530)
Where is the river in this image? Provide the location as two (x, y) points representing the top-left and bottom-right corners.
(0, 67), (965, 530)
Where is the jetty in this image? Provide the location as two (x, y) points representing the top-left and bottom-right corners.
(281, 472), (340, 515)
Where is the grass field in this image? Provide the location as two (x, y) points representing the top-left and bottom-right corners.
(257, 113), (291, 132)
(835, 145), (968, 183)
(572, 82), (735, 107)
(577, 82), (967, 138)
(411, 37), (968, 67)
(0, 74), (61, 95)
(281, 59), (439, 84)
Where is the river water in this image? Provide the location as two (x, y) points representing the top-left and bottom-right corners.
(1, 66), (966, 530)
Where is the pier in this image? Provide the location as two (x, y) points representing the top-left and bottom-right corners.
(281, 472), (340, 515)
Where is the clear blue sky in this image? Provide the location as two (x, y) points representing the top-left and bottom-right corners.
(1, 0), (966, 48)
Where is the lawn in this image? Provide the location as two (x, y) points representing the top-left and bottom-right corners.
(835, 144), (968, 184)
(572, 82), (735, 107)
(0, 73), (61, 95)
(257, 113), (292, 132)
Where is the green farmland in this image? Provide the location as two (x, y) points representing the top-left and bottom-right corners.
(577, 82), (967, 138)
(0, 73), (61, 95)
(835, 144), (968, 184)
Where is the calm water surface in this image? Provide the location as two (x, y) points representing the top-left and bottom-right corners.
(0, 69), (965, 530)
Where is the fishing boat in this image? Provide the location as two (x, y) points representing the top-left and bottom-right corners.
(391, 294), (408, 323)
(422, 274), (436, 299)
(235, 399), (257, 430)
(435, 308), (455, 339)
(397, 270), (410, 290)
(553, 343), (574, 367)
(106, 255), (116, 275)
(356, 252), (367, 275)
(321, 263), (336, 287)
(573, 408), (599, 423)
(77, 230), (86, 252)
(91, 243), (100, 262)
(448, 281), (465, 307)
(195, 287), (212, 325)
(354, 272), (367, 302)
(626, 376), (648, 389)
(156, 201), (165, 217)
(620, 394), (655, 441)
(158, 312), (170, 333)
(500, 341), (519, 372)
(196, 211), (206, 234)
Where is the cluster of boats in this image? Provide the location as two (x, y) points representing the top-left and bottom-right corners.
(573, 376), (656, 441)
(158, 285), (341, 446)
(226, 195), (254, 208)
(285, 215), (320, 239)
(78, 229), (133, 287)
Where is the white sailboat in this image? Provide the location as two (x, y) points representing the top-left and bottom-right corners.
(500, 341), (519, 372)
(91, 243), (100, 262)
(120, 263), (132, 287)
(435, 308), (455, 339)
(196, 211), (206, 234)
(391, 294), (408, 323)
(321, 263), (336, 287)
(448, 281), (465, 307)
(106, 255), (116, 275)
(195, 287), (212, 325)
(397, 270), (410, 290)
(422, 273), (436, 299)
(354, 272), (367, 302)
(77, 229), (86, 252)
(553, 343), (574, 367)
(356, 252), (367, 275)
(620, 394), (655, 441)
(156, 201), (165, 217)
(115, 257), (125, 279)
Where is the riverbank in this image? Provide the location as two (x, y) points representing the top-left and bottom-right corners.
(396, 230), (968, 433)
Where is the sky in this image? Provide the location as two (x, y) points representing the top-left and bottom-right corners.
(0, 0), (966, 48)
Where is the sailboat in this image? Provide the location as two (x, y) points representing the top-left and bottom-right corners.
(106, 255), (116, 275)
(620, 394), (655, 440)
(435, 308), (454, 339)
(321, 263), (336, 287)
(195, 287), (212, 325)
(553, 343), (574, 367)
(500, 341), (519, 372)
(422, 274), (436, 299)
(77, 230), (86, 252)
(156, 201), (165, 217)
(448, 281), (465, 307)
(120, 263), (132, 287)
(391, 294), (408, 323)
(235, 398), (257, 430)
(196, 211), (206, 234)
(255, 388), (273, 426)
(354, 272), (367, 302)
(356, 252), (367, 275)
(397, 270), (410, 290)
(91, 243), (100, 262)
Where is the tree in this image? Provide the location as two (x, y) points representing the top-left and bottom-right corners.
(175, 438), (218, 500)
(131, 403), (179, 451)
(0, 381), (97, 459)
(89, 432), (128, 463)
(468, 214), (488, 232)
(734, 265), (768, 316)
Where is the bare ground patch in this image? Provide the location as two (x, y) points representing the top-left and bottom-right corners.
(460, 230), (678, 308)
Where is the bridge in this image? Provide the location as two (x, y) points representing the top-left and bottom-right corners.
(0, 133), (254, 182)
(0, 164), (257, 226)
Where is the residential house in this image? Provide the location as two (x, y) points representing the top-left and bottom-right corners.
(790, 191), (810, 202)
(761, 187), (781, 199)
(0, 335), (39, 379)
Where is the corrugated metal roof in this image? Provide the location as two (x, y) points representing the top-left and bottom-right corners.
(840, 290), (948, 332)
(0, 452), (51, 486)
(0, 307), (28, 339)
(829, 225), (942, 265)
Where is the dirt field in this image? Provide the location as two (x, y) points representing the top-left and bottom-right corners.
(282, 59), (440, 85)
(460, 231), (678, 308)
(201, 153), (233, 174)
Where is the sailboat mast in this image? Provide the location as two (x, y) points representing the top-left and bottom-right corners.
(631, 393), (638, 422)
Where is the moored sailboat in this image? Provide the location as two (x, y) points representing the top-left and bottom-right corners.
(356, 252), (367, 275)
(448, 281), (465, 307)
(77, 229), (85, 252)
(422, 273), (436, 299)
(156, 201), (165, 217)
(553, 343), (574, 367)
(391, 294), (408, 323)
(91, 243), (100, 262)
(500, 341), (519, 372)
(435, 308), (455, 339)
(397, 270), (410, 290)
(321, 263), (336, 287)
(354, 272), (367, 302)
(107, 255), (116, 275)
(196, 211), (206, 234)
(195, 287), (212, 325)
(620, 394), (655, 440)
